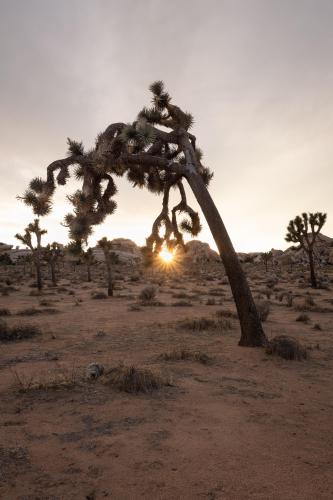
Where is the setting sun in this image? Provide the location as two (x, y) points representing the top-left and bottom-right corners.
(159, 247), (174, 263)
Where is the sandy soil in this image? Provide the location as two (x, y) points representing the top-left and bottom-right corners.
(0, 262), (332, 499)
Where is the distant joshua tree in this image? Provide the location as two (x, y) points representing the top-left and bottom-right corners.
(15, 219), (47, 290)
(18, 81), (266, 347)
(262, 251), (273, 272)
(43, 242), (63, 285)
(98, 237), (118, 296)
(285, 212), (327, 288)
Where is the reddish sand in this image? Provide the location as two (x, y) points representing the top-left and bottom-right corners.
(0, 263), (332, 499)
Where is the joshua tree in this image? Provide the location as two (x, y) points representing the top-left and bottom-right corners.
(15, 219), (47, 290)
(262, 251), (273, 272)
(18, 81), (266, 347)
(285, 212), (327, 288)
(43, 242), (63, 285)
(97, 237), (118, 296)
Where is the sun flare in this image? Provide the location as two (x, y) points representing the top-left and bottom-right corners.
(159, 247), (174, 263)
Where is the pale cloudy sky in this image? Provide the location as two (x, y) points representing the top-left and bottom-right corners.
(0, 0), (332, 252)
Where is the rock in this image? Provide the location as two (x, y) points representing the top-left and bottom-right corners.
(183, 240), (220, 263)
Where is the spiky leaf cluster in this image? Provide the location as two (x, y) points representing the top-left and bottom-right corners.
(19, 81), (214, 249)
(285, 212), (327, 250)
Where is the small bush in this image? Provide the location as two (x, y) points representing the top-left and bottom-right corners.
(17, 307), (40, 316)
(313, 323), (322, 331)
(296, 313), (310, 323)
(256, 301), (270, 322)
(179, 317), (232, 332)
(266, 335), (307, 360)
(105, 365), (170, 393)
(216, 309), (238, 319)
(0, 321), (40, 342)
(92, 292), (108, 300)
(159, 349), (212, 365)
(139, 286), (157, 303)
(172, 300), (193, 307)
(0, 308), (11, 316)
(128, 304), (142, 312)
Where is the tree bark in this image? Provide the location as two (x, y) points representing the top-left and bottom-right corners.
(308, 250), (317, 288)
(34, 254), (42, 291)
(50, 261), (56, 285)
(106, 260), (113, 296)
(185, 170), (267, 347)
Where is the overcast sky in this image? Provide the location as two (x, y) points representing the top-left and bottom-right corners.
(0, 0), (332, 252)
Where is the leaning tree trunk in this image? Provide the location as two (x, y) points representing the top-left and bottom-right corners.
(308, 249), (317, 288)
(186, 170), (267, 347)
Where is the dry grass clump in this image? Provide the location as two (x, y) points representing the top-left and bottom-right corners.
(172, 300), (193, 307)
(92, 291), (108, 300)
(17, 307), (59, 316)
(256, 301), (270, 322)
(12, 366), (81, 392)
(0, 308), (11, 316)
(216, 309), (238, 319)
(159, 349), (212, 365)
(179, 317), (232, 332)
(139, 286), (157, 303)
(296, 313), (310, 323)
(266, 335), (307, 360)
(172, 292), (192, 299)
(104, 365), (170, 393)
(208, 288), (225, 296)
(0, 320), (40, 342)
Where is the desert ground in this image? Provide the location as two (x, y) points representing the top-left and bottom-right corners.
(0, 259), (332, 500)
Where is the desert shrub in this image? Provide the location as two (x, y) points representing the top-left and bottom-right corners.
(139, 286), (156, 303)
(0, 308), (11, 316)
(92, 292), (108, 300)
(208, 288), (225, 296)
(296, 313), (310, 323)
(215, 309), (238, 319)
(105, 365), (170, 393)
(256, 301), (270, 322)
(313, 323), (322, 331)
(179, 317), (232, 332)
(172, 292), (191, 299)
(0, 321), (40, 342)
(159, 349), (212, 365)
(266, 335), (307, 360)
(266, 277), (278, 289)
(12, 366), (80, 392)
(172, 300), (193, 307)
(128, 304), (142, 312)
(17, 307), (40, 316)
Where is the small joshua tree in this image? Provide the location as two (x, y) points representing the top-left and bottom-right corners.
(15, 219), (47, 290)
(43, 242), (63, 285)
(285, 212), (327, 288)
(18, 81), (267, 347)
(97, 237), (118, 296)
